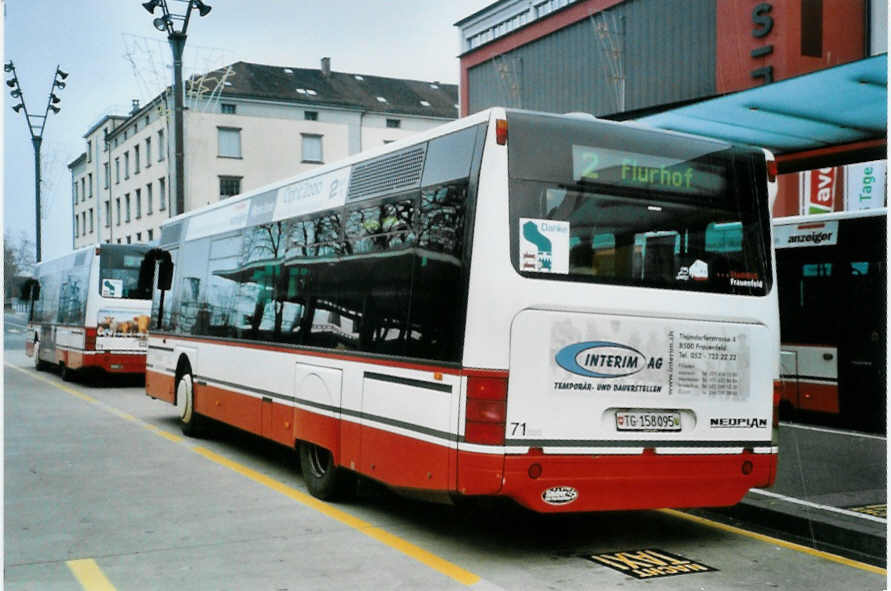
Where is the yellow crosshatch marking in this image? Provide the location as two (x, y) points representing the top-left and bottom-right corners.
(847, 504), (886, 518)
(67, 559), (117, 591)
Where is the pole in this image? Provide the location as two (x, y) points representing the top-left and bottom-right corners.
(169, 31), (186, 217)
(32, 136), (42, 262)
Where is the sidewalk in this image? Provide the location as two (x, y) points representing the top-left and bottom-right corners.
(700, 422), (887, 565)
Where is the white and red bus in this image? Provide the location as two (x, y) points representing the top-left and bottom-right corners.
(774, 208), (886, 432)
(25, 244), (153, 380)
(143, 108), (780, 512)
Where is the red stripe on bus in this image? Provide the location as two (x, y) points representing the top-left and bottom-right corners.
(796, 223), (826, 230)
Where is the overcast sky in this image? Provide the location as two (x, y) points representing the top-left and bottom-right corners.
(3, 0), (490, 261)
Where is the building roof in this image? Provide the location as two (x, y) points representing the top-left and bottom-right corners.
(67, 152), (86, 169)
(83, 114), (127, 139)
(194, 61), (458, 119)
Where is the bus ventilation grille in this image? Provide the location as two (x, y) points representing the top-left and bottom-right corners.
(347, 145), (427, 202)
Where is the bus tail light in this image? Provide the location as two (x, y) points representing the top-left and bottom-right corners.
(84, 327), (97, 351)
(495, 118), (508, 145)
(465, 375), (508, 445)
(766, 159), (778, 182)
(771, 379), (782, 445)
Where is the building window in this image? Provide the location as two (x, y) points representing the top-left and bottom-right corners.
(104, 162), (110, 189)
(115, 158), (120, 184)
(103, 128), (108, 151)
(135, 188), (142, 219)
(147, 229), (154, 241)
(86, 140), (92, 162)
(301, 134), (323, 163)
(127, 235), (131, 244)
(386, 118), (401, 129)
(221, 103), (236, 114)
(217, 127), (242, 158)
(304, 111), (318, 121)
(88, 173), (93, 198)
(219, 176), (242, 199)
(73, 182), (78, 204)
(116, 198), (121, 225)
(158, 130), (165, 161)
(89, 208), (94, 233)
(82, 212), (87, 236)
(124, 152), (130, 179)
(159, 178), (166, 210)
(74, 216), (79, 237)
(145, 115), (149, 127)
(145, 138), (151, 167)
(136, 232), (142, 242)
(146, 183), (153, 215)
(134, 145), (141, 173)
(125, 194), (131, 222)
(81, 178), (86, 202)
(105, 201), (111, 227)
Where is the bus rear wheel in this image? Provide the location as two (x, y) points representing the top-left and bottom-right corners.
(298, 442), (353, 501)
(175, 372), (205, 437)
(60, 363), (75, 382)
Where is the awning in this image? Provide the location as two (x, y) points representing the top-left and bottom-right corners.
(639, 54), (887, 172)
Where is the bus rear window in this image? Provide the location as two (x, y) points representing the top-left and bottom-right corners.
(506, 111), (772, 295)
(100, 248), (149, 299)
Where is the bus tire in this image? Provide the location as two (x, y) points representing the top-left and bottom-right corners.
(298, 441), (353, 501)
(60, 363), (75, 382)
(175, 372), (204, 437)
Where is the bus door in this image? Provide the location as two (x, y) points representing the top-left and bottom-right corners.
(838, 259), (885, 429)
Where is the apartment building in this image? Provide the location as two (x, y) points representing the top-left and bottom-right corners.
(71, 58), (458, 248)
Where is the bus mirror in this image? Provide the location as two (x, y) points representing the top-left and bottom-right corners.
(139, 248), (174, 292)
(158, 258), (173, 291)
(24, 279), (39, 301)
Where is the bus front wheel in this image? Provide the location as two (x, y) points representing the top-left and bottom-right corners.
(176, 372), (204, 437)
(298, 442), (353, 501)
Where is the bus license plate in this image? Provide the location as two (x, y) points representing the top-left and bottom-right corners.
(616, 411), (681, 432)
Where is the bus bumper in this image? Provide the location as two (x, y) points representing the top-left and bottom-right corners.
(500, 451), (778, 513)
(81, 351), (146, 374)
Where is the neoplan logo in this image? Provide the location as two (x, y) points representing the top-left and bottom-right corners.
(710, 417), (768, 429)
(556, 341), (661, 379)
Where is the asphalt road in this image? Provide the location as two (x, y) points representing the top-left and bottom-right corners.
(3, 314), (886, 590)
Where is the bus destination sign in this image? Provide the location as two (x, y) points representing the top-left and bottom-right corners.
(572, 145), (726, 197)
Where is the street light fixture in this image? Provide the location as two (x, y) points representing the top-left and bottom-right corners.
(140, 0), (212, 217)
(6, 60), (68, 262)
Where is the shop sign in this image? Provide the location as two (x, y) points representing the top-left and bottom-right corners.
(844, 160), (886, 211)
(799, 167), (838, 214)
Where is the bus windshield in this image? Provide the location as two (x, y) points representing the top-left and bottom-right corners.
(507, 111), (772, 295)
(99, 245), (151, 299)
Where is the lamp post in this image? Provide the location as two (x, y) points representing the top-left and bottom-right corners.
(6, 61), (68, 263)
(141, 0), (212, 218)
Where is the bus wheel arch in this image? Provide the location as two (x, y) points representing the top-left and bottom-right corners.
(298, 441), (354, 501)
(174, 355), (204, 437)
(32, 337), (47, 371)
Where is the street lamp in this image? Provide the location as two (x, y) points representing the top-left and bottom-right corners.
(141, 0), (212, 218)
(6, 61), (68, 262)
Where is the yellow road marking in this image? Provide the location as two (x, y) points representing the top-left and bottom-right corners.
(66, 559), (117, 591)
(660, 509), (887, 576)
(192, 446), (481, 586)
(7, 363), (481, 586)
